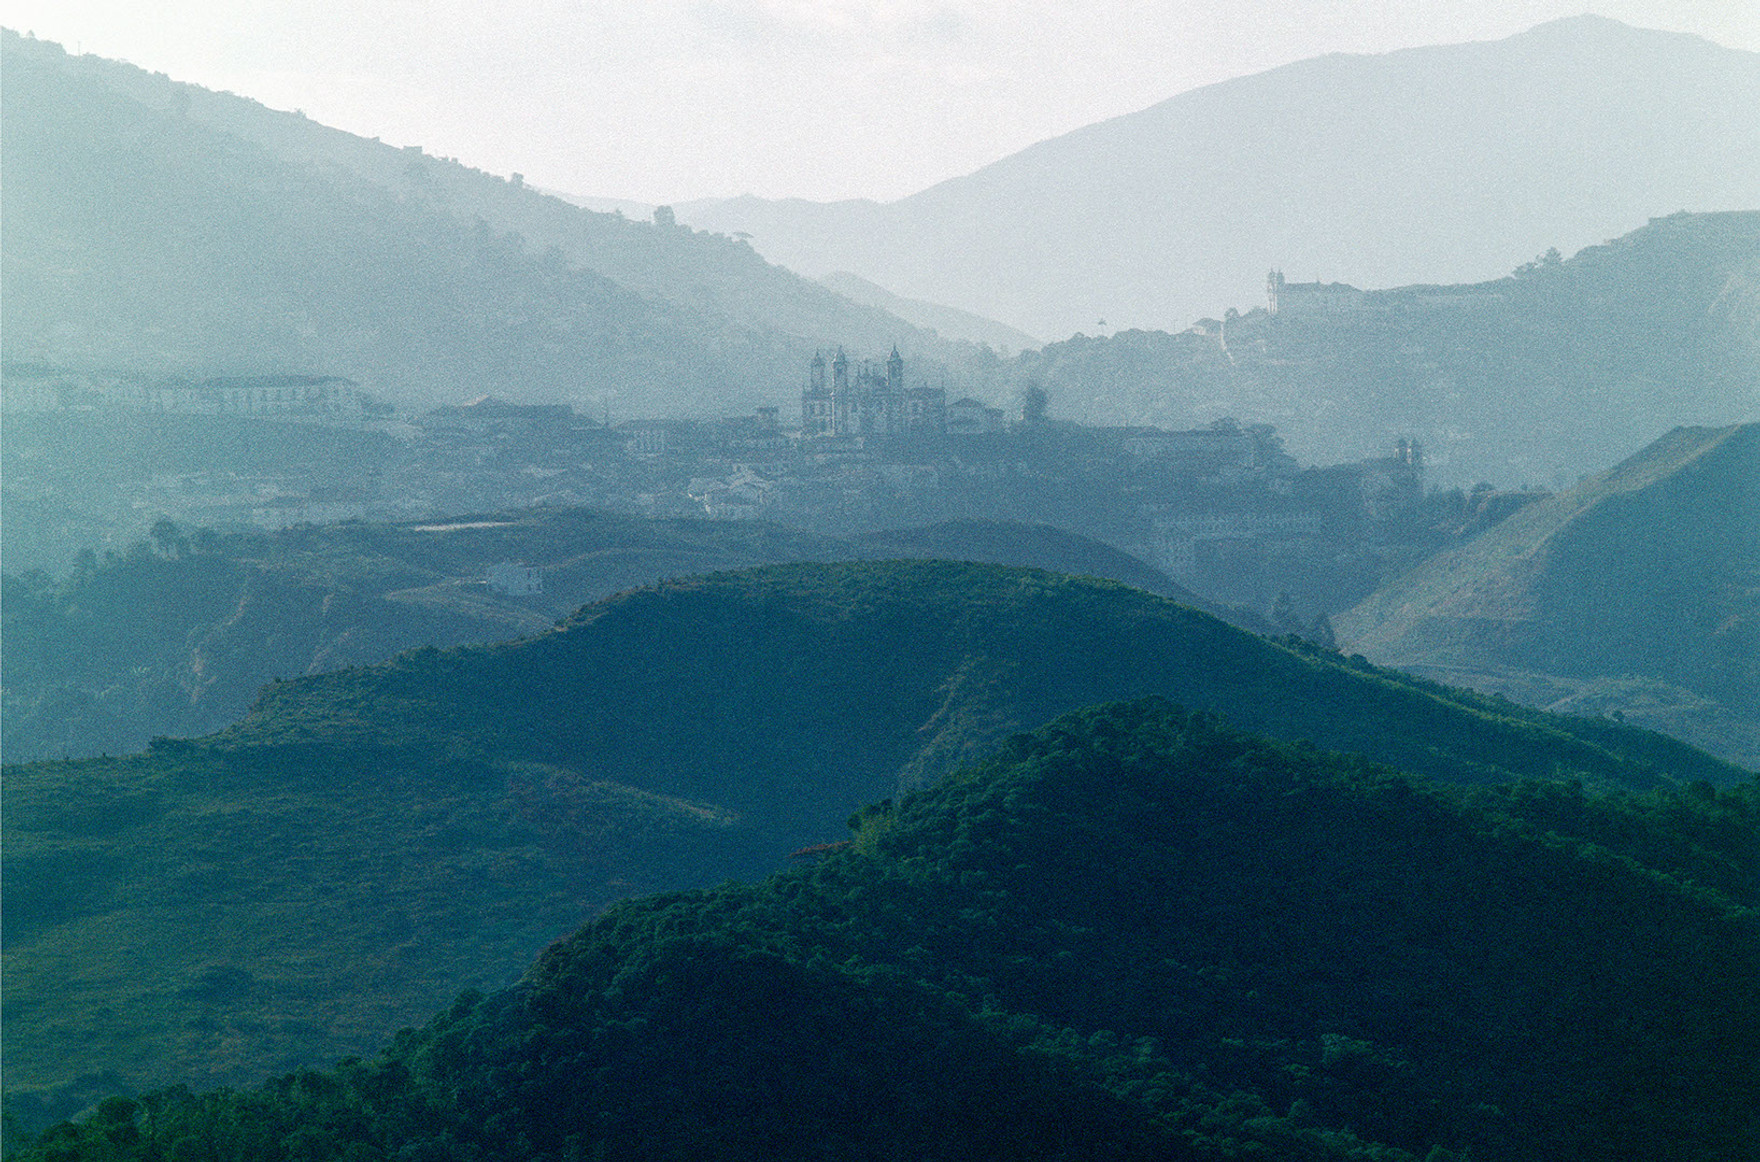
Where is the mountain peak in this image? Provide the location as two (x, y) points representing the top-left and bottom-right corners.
(1516, 12), (1696, 40)
(681, 16), (1759, 339)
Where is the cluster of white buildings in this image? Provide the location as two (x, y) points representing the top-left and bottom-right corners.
(1, 365), (381, 422)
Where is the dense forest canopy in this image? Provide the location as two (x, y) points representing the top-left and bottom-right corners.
(7, 560), (1744, 1129)
(15, 700), (1757, 1160)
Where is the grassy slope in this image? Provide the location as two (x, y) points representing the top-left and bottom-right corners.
(18, 700), (1759, 1161)
(1337, 424), (1759, 760)
(3, 561), (1744, 1126)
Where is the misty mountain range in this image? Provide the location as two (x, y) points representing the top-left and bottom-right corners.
(0, 29), (985, 415)
(4, 15), (1760, 1157)
(9, 21), (1758, 493)
(675, 16), (1760, 338)
(1007, 210), (1760, 483)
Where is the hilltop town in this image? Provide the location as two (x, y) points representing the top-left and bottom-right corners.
(2, 351), (1526, 622)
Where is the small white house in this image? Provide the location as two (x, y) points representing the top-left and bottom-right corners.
(486, 561), (543, 596)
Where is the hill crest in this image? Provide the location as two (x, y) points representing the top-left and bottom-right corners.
(8, 559), (1743, 1122)
(677, 17), (1760, 338)
(0, 29), (979, 413)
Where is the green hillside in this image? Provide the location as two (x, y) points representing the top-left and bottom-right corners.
(17, 700), (1758, 1160)
(0, 30), (979, 413)
(3, 561), (1742, 1127)
(1, 507), (1241, 764)
(1337, 423), (1760, 764)
(219, 561), (1735, 795)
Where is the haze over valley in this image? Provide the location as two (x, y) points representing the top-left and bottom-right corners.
(2, 8), (1757, 1159)
(673, 16), (1760, 337)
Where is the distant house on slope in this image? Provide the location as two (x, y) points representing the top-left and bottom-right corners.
(426, 397), (576, 436)
(1266, 270), (1368, 316)
(248, 494), (372, 529)
(486, 561), (543, 596)
(946, 398), (1007, 437)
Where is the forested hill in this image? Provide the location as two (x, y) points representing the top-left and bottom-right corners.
(222, 561), (1735, 796)
(6, 561), (1742, 1126)
(0, 30), (978, 413)
(18, 700), (1759, 1161)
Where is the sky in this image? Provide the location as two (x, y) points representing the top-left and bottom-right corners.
(3, 1), (1756, 205)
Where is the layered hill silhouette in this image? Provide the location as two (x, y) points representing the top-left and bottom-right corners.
(9, 25), (1751, 486)
(1, 507), (1245, 764)
(816, 270), (1042, 351)
(15, 700), (1758, 1160)
(999, 211), (1760, 484)
(1338, 423), (1760, 766)
(5, 561), (1741, 1126)
(679, 17), (1760, 339)
(0, 30), (977, 414)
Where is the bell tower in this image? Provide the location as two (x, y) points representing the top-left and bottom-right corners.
(832, 347), (850, 394)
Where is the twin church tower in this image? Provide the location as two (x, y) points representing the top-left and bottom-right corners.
(801, 346), (945, 441)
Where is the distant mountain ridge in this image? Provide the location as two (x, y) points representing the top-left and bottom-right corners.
(0, 30), (979, 414)
(817, 271), (1042, 351)
(677, 16), (1760, 338)
(996, 211), (1760, 484)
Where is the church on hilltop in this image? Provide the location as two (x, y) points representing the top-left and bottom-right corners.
(1266, 270), (1368, 315)
(802, 347), (946, 441)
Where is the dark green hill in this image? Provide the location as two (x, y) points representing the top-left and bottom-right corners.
(0, 30), (977, 413)
(222, 560), (1735, 797)
(1, 508), (1241, 763)
(18, 701), (1759, 1161)
(3, 561), (1742, 1127)
(0, 508), (846, 763)
(1337, 423), (1760, 766)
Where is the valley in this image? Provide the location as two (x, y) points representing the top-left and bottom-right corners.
(2, 12), (1756, 1160)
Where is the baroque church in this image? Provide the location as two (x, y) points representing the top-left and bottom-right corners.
(801, 347), (946, 440)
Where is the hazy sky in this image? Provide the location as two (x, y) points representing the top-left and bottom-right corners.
(4, 1), (1755, 204)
